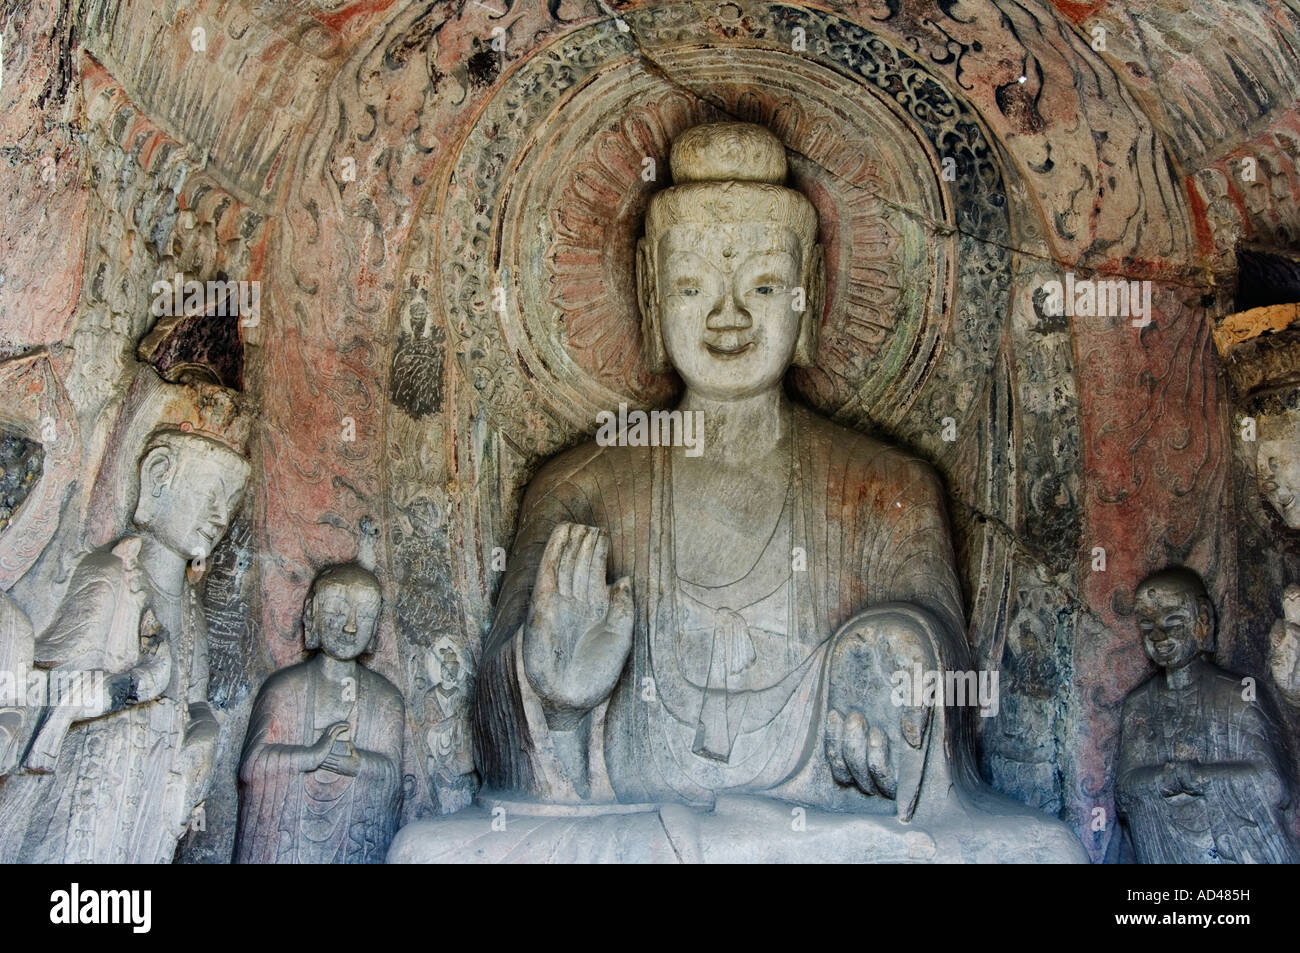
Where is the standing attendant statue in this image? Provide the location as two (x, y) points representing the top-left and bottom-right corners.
(1116, 567), (1299, 864)
(3, 411), (252, 864)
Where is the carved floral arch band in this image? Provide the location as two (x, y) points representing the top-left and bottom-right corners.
(414, 3), (1009, 459)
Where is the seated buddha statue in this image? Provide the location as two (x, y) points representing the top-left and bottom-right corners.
(389, 122), (1083, 863)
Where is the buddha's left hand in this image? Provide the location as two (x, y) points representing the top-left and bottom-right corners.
(824, 631), (899, 801)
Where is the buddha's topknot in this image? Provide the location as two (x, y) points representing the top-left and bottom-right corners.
(669, 122), (788, 185)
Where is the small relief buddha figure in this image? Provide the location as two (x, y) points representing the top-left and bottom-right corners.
(236, 564), (404, 864)
(1115, 567), (1299, 864)
(390, 122), (1082, 863)
(415, 636), (476, 812)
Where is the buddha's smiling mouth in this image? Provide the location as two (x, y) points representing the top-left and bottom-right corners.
(704, 341), (754, 358)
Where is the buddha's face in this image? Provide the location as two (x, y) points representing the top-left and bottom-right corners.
(1135, 579), (1209, 671)
(1256, 424), (1300, 529)
(657, 222), (804, 400)
(310, 579), (382, 661)
(136, 437), (249, 560)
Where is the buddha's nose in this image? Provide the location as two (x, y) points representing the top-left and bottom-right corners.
(344, 609), (358, 635)
(706, 292), (752, 331)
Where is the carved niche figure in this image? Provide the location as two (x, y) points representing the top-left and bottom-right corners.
(1254, 408), (1300, 705)
(3, 415), (251, 864)
(1255, 408), (1300, 530)
(412, 635), (475, 811)
(390, 123), (1082, 863)
(1116, 567), (1299, 864)
(1269, 584), (1300, 707)
(235, 564), (404, 864)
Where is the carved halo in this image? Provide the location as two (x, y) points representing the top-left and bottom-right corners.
(425, 6), (994, 456)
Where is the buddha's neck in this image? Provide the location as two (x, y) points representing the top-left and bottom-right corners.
(1163, 659), (1198, 689)
(679, 387), (790, 459)
(318, 652), (357, 685)
(137, 533), (188, 599)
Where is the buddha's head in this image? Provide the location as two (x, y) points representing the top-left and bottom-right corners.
(132, 429), (251, 560)
(1134, 567), (1215, 672)
(637, 123), (824, 400)
(1256, 409), (1300, 529)
(304, 563), (383, 661)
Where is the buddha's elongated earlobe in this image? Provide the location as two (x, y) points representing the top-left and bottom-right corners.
(793, 243), (825, 368)
(637, 238), (670, 373)
(303, 595), (320, 651)
(1197, 600), (1216, 655)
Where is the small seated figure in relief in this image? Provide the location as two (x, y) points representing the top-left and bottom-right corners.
(236, 563), (405, 864)
(1116, 567), (1299, 864)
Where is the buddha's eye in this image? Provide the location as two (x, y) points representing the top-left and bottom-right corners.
(753, 285), (775, 296)
(678, 287), (699, 297)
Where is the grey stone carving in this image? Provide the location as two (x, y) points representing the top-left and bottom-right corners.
(0, 593), (35, 777)
(1257, 409), (1300, 530)
(1116, 567), (1299, 864)
(389, 123), (1083, 863)
(1269, 584), (1300, 708)
(0, 421), (251, 863)
(235, 564), (404, 863)
(1255, 409), (1300, 707)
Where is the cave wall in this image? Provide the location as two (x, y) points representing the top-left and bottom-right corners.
(1, 0), (1298, 862)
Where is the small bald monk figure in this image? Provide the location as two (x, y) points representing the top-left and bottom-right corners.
(236, 564), (404, 863)
(1116, 567), (1299, 864)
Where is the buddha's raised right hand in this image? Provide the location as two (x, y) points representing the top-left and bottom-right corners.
(524, 522), (634, 727)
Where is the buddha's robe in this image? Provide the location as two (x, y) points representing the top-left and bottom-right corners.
(1116, 659), (1299, 864)
(236, 661), (404, 864)
(0, 592), (36, 777)
(474, 404), (973, 806)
